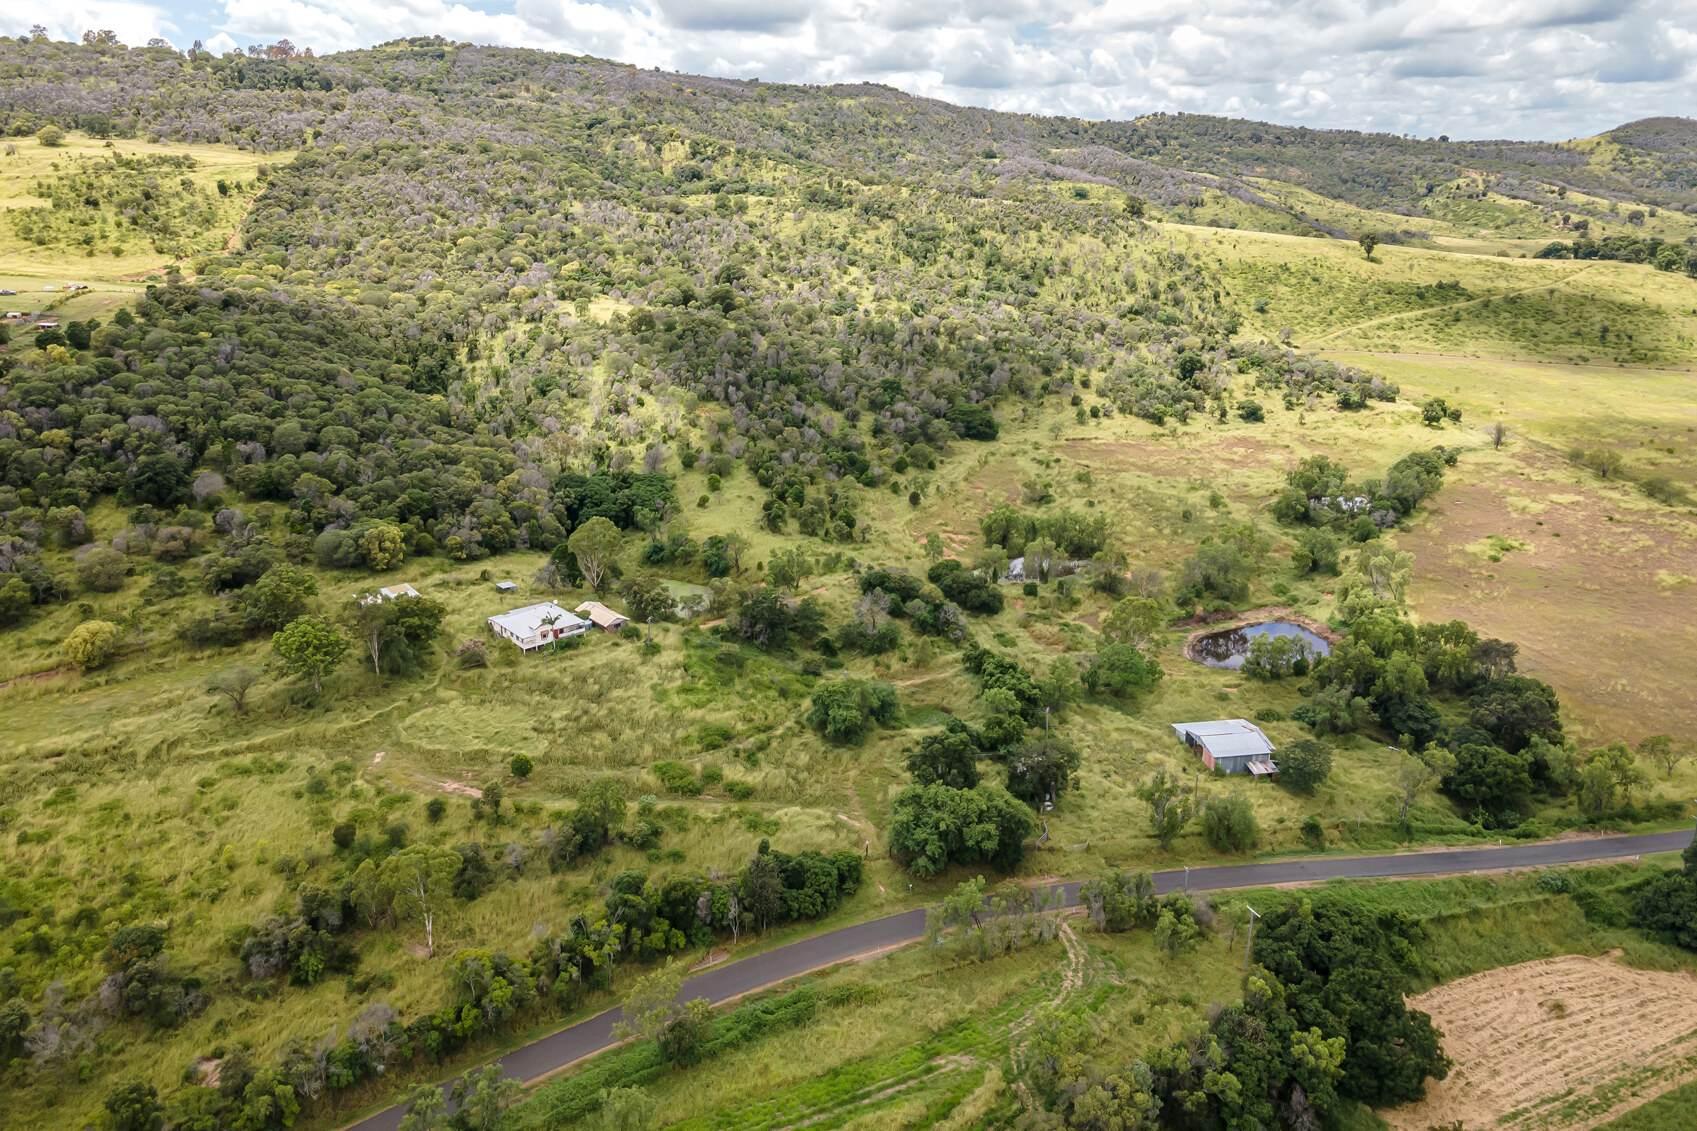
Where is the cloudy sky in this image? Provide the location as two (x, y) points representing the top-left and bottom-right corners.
(12, 0), (1696, 139)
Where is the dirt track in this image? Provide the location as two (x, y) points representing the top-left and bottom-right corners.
(1389, 953), (1697, 1130)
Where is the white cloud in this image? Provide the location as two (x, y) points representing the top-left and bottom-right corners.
(28, 1), (179, 47)
(15, 0), (1694, 139)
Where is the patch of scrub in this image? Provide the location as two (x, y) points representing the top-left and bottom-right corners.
(1468, 534), (1531, 561)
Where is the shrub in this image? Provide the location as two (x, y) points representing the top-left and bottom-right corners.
(1003, 733), (1081, 807)
(806, 679), (899, 744)
(1200, 796), (1258, 853)
(888, 783), (1035, 877)
(0, 576), (32, 627)
(1278, 739), (1333, 794)
(1153, 895), (1205, 954)
(64, 619), (123, 669)
(1082, 642), (1163, 699)
(510, 753), (534, 779)
(694, 722), (735, 750)
(1632, 869), (1697, 949)
(1442, 743), (1534, 828)
(905, 725), (981, 789)
(425, 798), (447, 823)
(1253, 899), (1449, 1105)
(1301, 815), (1325, 849)
(1080, 869), (1157, 932)
(652, 761), (702, 796)
(76, 546), (129, 592)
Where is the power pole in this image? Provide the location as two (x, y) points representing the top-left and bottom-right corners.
(1243, 905), (1261, 986)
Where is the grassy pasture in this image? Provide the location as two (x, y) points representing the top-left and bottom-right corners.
(1308, 349), (1697, 746)
(1598, 1080), (1697, 1130)
(0, 383), (1622, 1125)
(6, 400), (1694, 1128)
(1176, 223), (1697, 365)
(0, 130), (279, 298)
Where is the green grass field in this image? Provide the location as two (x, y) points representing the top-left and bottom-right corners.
(1598, 1080), (1697, 1130)
(1177, 223), (1697, 365)
(0, 130), (281, 342)
(8, 313), (1697, 1126)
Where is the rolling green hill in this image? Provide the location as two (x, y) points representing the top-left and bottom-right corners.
(0, 34), (1695, 1131)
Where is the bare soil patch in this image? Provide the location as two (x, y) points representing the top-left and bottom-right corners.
(1386, 954), (1697, 1131)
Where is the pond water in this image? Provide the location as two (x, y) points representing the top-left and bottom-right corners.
(1193, 620), (1333, 670)
(661, 578), (713, 617)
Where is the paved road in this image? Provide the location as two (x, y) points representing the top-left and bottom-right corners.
(346, 828), (1692, 1130)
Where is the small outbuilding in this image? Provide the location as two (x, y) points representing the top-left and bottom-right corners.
(1171, 719), (1278, 776)
(494, 580), (518, 593)
(575, 601), (630, 632)
(488, 601), (589, 651)
(360, 582), (420, 606)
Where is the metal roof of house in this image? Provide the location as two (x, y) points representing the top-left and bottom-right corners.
(488, 601), (586, 638)
(575, 601), (628, 628)
(1170, 719), (1276, 759)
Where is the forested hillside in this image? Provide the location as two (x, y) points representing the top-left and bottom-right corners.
(2, 36), (1690, 565)
(1, 36), (1242, 564)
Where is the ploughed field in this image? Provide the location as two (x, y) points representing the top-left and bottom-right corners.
(1388, 954), (1697, 1131)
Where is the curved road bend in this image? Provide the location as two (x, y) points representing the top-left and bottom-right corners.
(347, 828), (1693, 1131)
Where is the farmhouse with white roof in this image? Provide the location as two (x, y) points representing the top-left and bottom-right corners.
(487, 601), (589, 651)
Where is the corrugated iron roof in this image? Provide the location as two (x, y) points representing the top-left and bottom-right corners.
(488, 601), (587, 638)
(1170, 719), (1276, 759)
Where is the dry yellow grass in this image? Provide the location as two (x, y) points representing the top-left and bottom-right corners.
(1390, 954), (1697, 1131)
